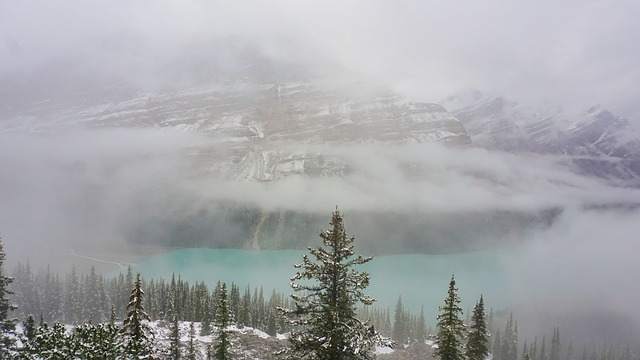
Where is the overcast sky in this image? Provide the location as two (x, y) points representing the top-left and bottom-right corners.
(2, 0), (640, 119)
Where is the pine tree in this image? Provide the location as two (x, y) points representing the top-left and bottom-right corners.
(187, 322), (197, 360)
(278, 209), (393, 359)
(228, 283), (240, 325)
(169, 314), (182, 359)
(493, 330), (503, 360)
(416, 306), (427, 342)
(550, 327), (561, 360)
(501, 313), (518, 360)
(11, 261), (40, 320)
(73, 322), (123, 359)
(467, 295), (489, 360)
(112, 266), (134, 320)
(26, 322), (73, 359)
(120, 273), (155, 359)
(434, 274), (466, 360)
(0, 237), (17, 357)
(266, 308), (277, 336)
(531, 336), (538, 360)
(201, 293), (213, 336)
(24, 314), (37, 342)
(238, 285), (251, 328)
(393, 295), (407, 345)
(64, 264), (82, 324)
(213, 282), (232, 360)
(41, 265), (64, 323)
(565, 341), (574, 360)
(84, 266), (107, 323)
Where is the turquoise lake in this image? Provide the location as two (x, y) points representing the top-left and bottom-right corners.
(133, 248), (510, 324)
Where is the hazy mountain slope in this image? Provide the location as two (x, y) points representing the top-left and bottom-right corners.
(443, 90), (640, 186)
(2, 50), (638, 255)
(0, 84), (470, 180)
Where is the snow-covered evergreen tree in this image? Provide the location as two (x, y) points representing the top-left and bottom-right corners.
(393, 295), (407, 345)
(73, 322), (123, 359)
(64, 264), (82, 324)
(416, 306), (428, 342)
(213, 282), (232, 360)
(501, 313), (518, 360)
(278, 209), (393, 359)
(41, 266), (64, 323)
(201, 294), (213, 336)
(23, 322), (73, 359)
(169, 313), (182, 359)
(187, 321), (197, 360)
(435, 274), (466, 360)
(23, 314), (36, 342)
(0, 237), (17, 357)
(84, 266), (106, 323)
(550, 327), (561, 360)
(467, 295), (490, 360)
(120, 273), (155, 359)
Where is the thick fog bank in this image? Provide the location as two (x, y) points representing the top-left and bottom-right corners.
(493, 207), (640, 347)
(3, 128), (639, 259)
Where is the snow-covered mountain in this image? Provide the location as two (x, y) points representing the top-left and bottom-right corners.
(442, 90), (640, 186)
(0, 75), (470, 184)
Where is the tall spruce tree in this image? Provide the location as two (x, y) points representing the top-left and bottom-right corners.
(168, 313), (181, 359)
(200, 294), (213, 336)
(435, 274), (466, 360)
(501, 314), (518, 360)
(393, 295), (407, 345)
(23, 314), (37, 342)
(278, 209), (392, 359)
(550, 327), (561, 360)
(120, 273), (155, 359)
(187, 322), (197, 360)
(0, 237), (17, 357)
(466, 295), (490, 360)
(213, 282), (232, 360)
(416, 306), (428, 342)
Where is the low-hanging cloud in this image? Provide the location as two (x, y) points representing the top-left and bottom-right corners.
(188, 142), (640, 214)
(2, 128), (639, 256)
(1, 1), (639, 121)
(497, 207), (640, 345)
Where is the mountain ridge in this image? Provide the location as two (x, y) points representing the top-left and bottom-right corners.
(442, 89), (640, 187)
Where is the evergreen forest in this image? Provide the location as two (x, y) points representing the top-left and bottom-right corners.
(0, 211), (638, 359)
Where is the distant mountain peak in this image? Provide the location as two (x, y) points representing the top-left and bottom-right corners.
(443, 90), (640, 186)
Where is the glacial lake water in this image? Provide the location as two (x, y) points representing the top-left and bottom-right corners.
(133, 248), (510, 323)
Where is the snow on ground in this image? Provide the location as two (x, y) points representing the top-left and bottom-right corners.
(375, 345), (395, 354)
